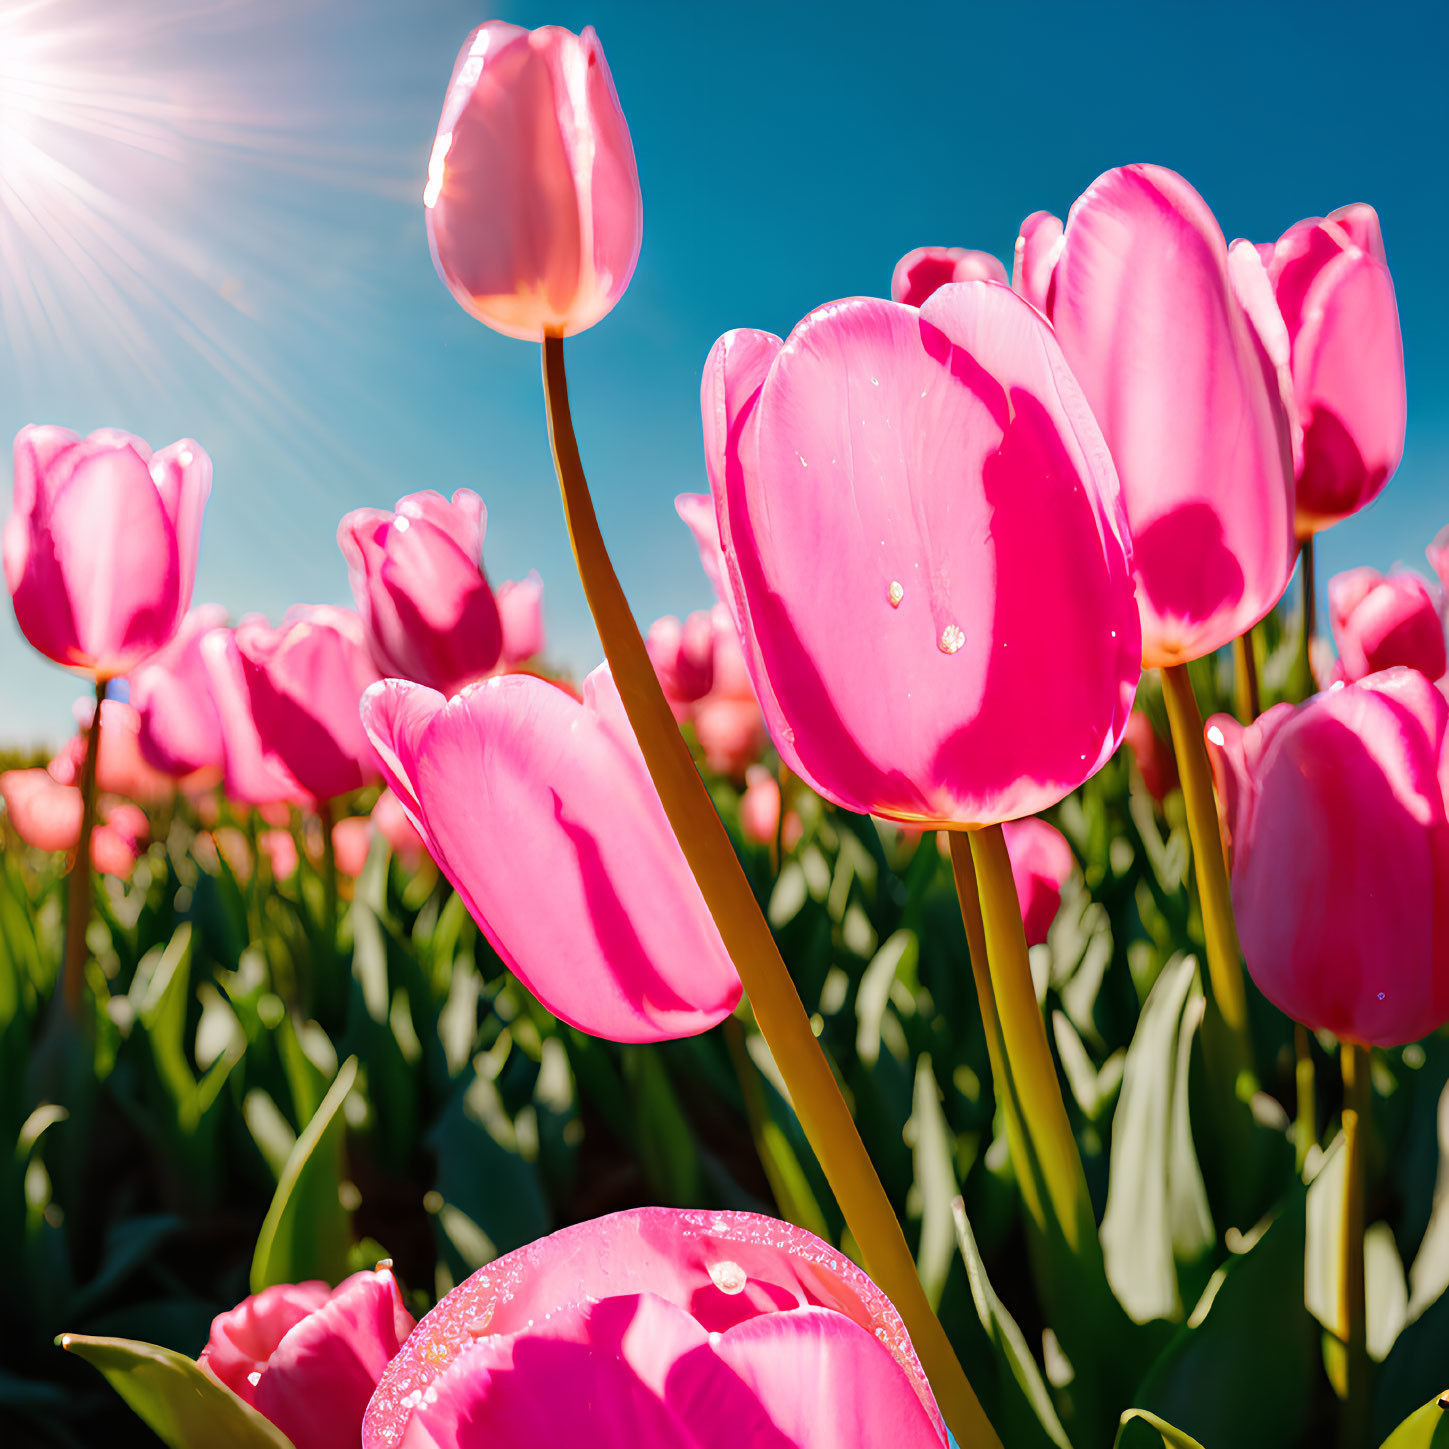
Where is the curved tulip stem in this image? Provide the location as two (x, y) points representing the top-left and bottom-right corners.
(1340, 1041), (1369, 1449)
(539, 334), (1000, 1449)
(957, 827), (1092, 1250)
(61, 680), (106, 1013)
(1294, 1022), (1317, 1174)
(1233, 628), (1261, 722)
(1160, 663), (1254, 1088)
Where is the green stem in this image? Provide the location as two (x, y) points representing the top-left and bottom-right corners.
(539, 333), (998, 1449)
(1233, 628), (1261, 722)
(61, 680), (106, 1012)
(1294, 1022), (1317, 1175)
(1340, 1041), (1369, 1449)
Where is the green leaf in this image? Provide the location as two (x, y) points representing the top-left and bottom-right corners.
(1381, 1396), (1449, 1449)
(250, 1057), (356, 1293)
(624, 1047), (701, 1206)
(59, 1334), (294, 1449)
(1115, 1408), (1206, 1449)
(907, 1055), (957, 1311)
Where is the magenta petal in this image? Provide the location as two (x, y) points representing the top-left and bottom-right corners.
(132, 604), (230, 777)
(1011, 211), (1064, 313)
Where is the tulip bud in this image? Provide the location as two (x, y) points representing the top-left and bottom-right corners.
(424, 23), (642, 340)
(1327, 567), (1446, 685)
(891, 246), (1008, 307)
(1002, 817), (1074, 947)
(497, 569), (545, 664)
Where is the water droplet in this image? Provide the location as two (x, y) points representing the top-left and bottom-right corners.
(938, 624), (965, 655)
(709, 1260), (748, 1295)
(708, 1331), (723, 1347)
(247, 1371), (262, 1387)
(869, 376), (879, 386)
(1378, 991), (1386, 1001)
(1206, 725), (1226, 746)
(798, 454), (808, 468)
(888, 581), (904, 608)
(1110, 629), (1117, 638)
(394, 515), (411, 533)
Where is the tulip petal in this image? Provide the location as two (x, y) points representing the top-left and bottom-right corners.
(891, 246), (1008, 307)
(1011, 211), (1063, 313)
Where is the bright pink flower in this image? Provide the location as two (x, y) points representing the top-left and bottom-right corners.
(1121, 709), (1178, 803)
(1024, 165), (1296, 667)
(891, 246), (1008, 307)
(700, 282), (1140, 826)
(50, 699), (174, 805)
(497, 570), (545, 664)
(363, 1208), (946, 1449)
(200, 1268), (414, 1449)
(740, 765), (782, 846)
(1205, 669), (1449, 1047)
(424, 23), (642, 340)
(0, 770), (148, 876)
(1012, 211), (1065, 313)
(131, 604), (229, 779)
(1002, 817), (1074, 947)
(339, 490), (502, 695)
(235, 606), (381, 802)
(360, 665), (740, 1042)
(372, 787), (427, 869)
(647, 610), (717, 709)
(1256, 205), (1405, 536)
(1327, 567), (1446, 685)
(5, 427), (211, 679)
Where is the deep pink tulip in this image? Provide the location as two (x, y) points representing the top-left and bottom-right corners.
(1002, 817), (1074, 947)
(700, 282), (1140, 826)
(363, 1208), (946, 1449)
(50, 699), (174, 805)
(339, 490), (503, 695)
(1255, 205), (1405, 536)
(497, 569), (545, 664)
(740, 765), (783, 846)
(372, 787), (427, 869)
(131, 604), (229, 779)
(235, 606), (381, 802)
(361, 665), (741, 1042)
(647, 610), (717, 709)
(1327, 567), (1446, 685)
(1205, 669), (1449, 1047)
(424, 23), (642, 340)
(892, 246), (1008, 307)
(0, 769), (148, 876)
(5, 427), (211, 678)
(1121, 709), (1178, 803)
(1020, 166), (1297, 667)
(200, 1268), (414, 1449)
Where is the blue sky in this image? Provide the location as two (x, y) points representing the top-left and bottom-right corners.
(1, 0), (1445, 742)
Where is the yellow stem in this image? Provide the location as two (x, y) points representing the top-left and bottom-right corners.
(1233, 628), (1260, 722)
(1294, 1022), (1317, 1175)
(540, 335), (998, 1449)
(1340, 1041), (1368, 1449)
(62, 679), (106, 1012)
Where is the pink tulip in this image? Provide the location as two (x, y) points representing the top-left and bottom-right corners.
(200, 1268), (414, 1449)
(1121, 709), (1178, 803)
(360, 664), (740, 1042)
(131, 604), (229, 778)
(891, 246), (1008, 307)
(1327, 567), (1446, 685)
(1255, 205), (1405, 536)
(647, 610), (717, 709)
(331, 816), (373, 877)
(363, 1208), (946, 1449)
(5, 427), (211, 678)
(675, 493), (733, 608)
(1205, 669), (1449, 1046)
(235, 606), (381, 802)
(740, 765), (783, 846)
(1427, 525), (1449, 596)
(260, 829), (300, 881)
(0, 770), (148, 876)
(497, 569), (545, 664)
(339, 490), (502, 695)
(1021, 165), (1296, 667)
(424, 23), (642, 340)
(1002, 817), (1074, 947)
(197, 625), (307, 808)
(699, 281), (1140, 826)
(371, 787), (427, 869)
(50, 699), (174, 805)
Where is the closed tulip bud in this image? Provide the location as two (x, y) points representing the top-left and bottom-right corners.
(424, 23), (642, 340)
(1327, 567), (1445, 685)
(235, 606), (381, 803)
(1205, 669), (1449, 1046)
(1002, 817), (1074, 947)
(1020, 165), (1297, 666)
(363, 1208), (948, 1449)
(1120, 709), (1178, 803)
(647, 610), (716, 708)
(891, 246), (1008, 307)
(360, 664), (740, 1042)
(698, 281), (1140, 826)
(740, 765), (783, 846)
(496, 569), (545, 664)
(200, 1268), (415, 1449)
(131, 604), (229, 779)
(1257, 205), (1405, 536)
(5, 426), (211, 678)
(339, 490), (503, 695)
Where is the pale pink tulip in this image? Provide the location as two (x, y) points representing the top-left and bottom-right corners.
(1025, 165), (1296, 666)
(50, 699), (174, 805)
(647, 610), (716, 710)
(371, 787), (427, 869)
(363, 1208), (946, 1449)
(1206, 669), (1449, 1046)
(5, 427), (210, 678)
(892, 246), (1008, 307)
(0, 770), (148, 876)
(260, 829), (299, 881)
(424, 23), (642, 340)
(497, 569), (545, 664)
(1327, 567), (1446, 685)
(200, 1268), (414, 1449)
(1002, 817), (1074, 947)
(360, 665), (740, 1042)
(1427, 525), (1449, 596)
(130, 604), (229, 779)
(699, 282), (1140, 825)
(331, 816), (372, 877)
(740, 765), (782, 846)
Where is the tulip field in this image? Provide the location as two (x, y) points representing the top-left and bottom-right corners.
(3, 14), (1449, 1449)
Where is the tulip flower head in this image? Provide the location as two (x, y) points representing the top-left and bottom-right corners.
(1121, 709), (1178, 803)
(363, 1208), (947, 1449)
(1327, 567), (1446, 685)
(131, 603), (229, 779)
(497, 569), (545, 664)
(5, 426), (211, 678)
(0, 769), (149, 877)
(1002, 817), (1074, 947)
(891, 246), (1008, 307)
(424, 22), (642, 340)
(700, 280), (1140, 826)
(1015, 165), (1297, 667)
(1206, 669), (1449, 1047)
(361, 664), (740, 1042)
(200, 1268), (415, 1449)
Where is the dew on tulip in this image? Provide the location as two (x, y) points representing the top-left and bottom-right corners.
(938, 624), (965, 654)
(888, 581), (904, 608)
(1206, 724), (1226, 746)
(709, 1259), (748, 1294)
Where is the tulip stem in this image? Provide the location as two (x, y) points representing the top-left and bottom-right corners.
(1294, 1022), (1317, 1174)
(1295, 537), (1318, 700)
(1233, 628), (1261, 722)
(61, 680), (106, 1013)
(540, 334), (1000, 1449)
(1160, 663), (1254, 1086)
(1340, 1040), (1369, 1449)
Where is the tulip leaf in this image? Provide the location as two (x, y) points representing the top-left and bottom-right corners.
(250, 1056), (356, 1294)
(1380, 1396), (1449, 1449)
(1115, 1408), (1206, 1449)
(58, 1333), (294, 1449)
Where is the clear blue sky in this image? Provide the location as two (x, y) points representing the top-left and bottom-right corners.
(1, 0), (1445, 743)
